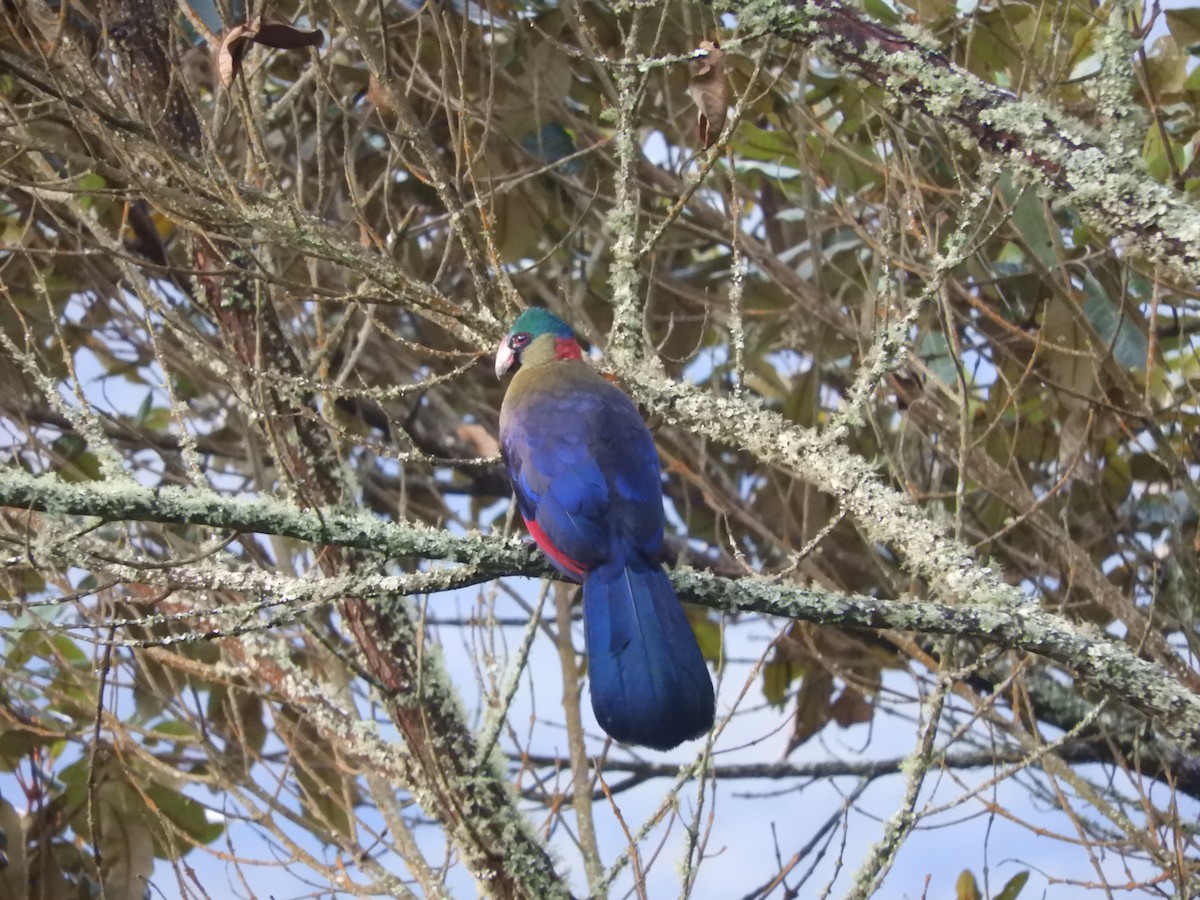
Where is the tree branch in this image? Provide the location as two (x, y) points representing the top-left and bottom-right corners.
(725, 0), (1200, 285)
(4, 466), (1198, 756)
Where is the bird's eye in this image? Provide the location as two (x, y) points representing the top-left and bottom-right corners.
(509, 332), (532, 349)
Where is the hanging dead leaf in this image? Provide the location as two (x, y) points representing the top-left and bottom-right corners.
(218, 16), (324, 89)
(688, 40), (728, 150)
(456, 423), (501, 458)
(367, 73), (398, 121)
(251, 19), (325, 50)
(785, 669), (833, 753)
(217, 23), (252, 89)
(829, 684), (873, 728)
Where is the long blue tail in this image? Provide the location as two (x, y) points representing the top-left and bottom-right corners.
(582, 556), (715, 750)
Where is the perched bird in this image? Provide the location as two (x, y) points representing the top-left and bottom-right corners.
(495, 307), (715, 750)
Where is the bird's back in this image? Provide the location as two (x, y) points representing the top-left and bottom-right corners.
(500, 359), (665, 570)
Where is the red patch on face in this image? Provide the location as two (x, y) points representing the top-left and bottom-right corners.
(554, 337), (583, 361)
(524, 516), (588, 578)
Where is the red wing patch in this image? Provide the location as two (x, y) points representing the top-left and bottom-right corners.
(524, 516), (588, 578)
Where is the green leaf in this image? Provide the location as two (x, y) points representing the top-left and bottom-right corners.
(1166, 9), (1200, 55)
(0, 796), (28, 898)
(762, 658), (795, 707)
(208, 686), (267, 758)
(731, 158), (805, 181)
(139, 407), (172, 431)
(295, 766), (357, 843)
(862, 0), (900, 24)
(1142, 123), (1186, 185)
(956, 869), (980, 900)
(1101, 449), (1132, 506)
(781, 371), (818, 426)
(58, 451), (102, 482)
(919, 331), (958, 387)
(78, 172), (106, 209)
(995, 870), (1030, 900)
(145, 784), (224, 854)
(49, 634), (88, 667)
(277, 709), (358, 843)
(78, 172), (105, 192)
(966, 5), (1034, 82)
(97, 782), (155, 899)
(1143, 35), (1187, 94)
(732, 122), (800, 164)
(0, 728), (42, 772)
(688, 610), (722, 662)
(149, 720), (195, 741)
(1079, 274), (1147, 371)
(1002, 174), (1057, 268)
(136, 391), (154, 424)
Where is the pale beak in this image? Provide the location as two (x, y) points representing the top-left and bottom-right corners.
(495, 341), (517, 379)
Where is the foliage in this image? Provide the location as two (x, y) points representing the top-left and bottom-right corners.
(0, 0), (1198, 896)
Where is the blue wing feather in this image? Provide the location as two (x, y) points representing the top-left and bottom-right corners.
(584, 556), (715, 750)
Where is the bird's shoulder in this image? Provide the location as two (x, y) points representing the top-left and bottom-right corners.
(506, 359), (636, 417)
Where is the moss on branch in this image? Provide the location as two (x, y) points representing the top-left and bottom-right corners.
(5, 466), (1198, 754)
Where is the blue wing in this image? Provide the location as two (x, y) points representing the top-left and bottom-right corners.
(500, 362), (664, 574)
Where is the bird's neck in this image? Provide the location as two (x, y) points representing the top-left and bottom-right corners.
(519, 332), (583, 369)
(553, 337), (583, 361)
(509, 345), (590, 398)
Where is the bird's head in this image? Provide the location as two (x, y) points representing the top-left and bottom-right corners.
(494, 307), (583, 378)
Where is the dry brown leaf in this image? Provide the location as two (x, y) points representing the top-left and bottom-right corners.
(367, 73), (397, 120)
(687, 40), (728, 150)
(785, 670), (834, 754)
(456, 423), (501, 458)
(829, 685), (873, 728)
(217, 23), (251, 89)
(218, 16), (324, 89)
(251, 19), (325, 50)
